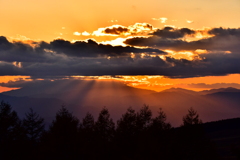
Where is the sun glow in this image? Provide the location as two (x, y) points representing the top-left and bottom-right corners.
(0, 76), (31, 93)
(1, 74), (240, 93)
(100, 38), (127, 46)
(163, 50), (201, 60)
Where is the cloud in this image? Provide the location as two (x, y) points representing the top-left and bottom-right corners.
(81, 31), (91, 36)
(73, 32), (81, 36)
(103, 26), (129, 35)
(186, 20), (193, 24)
(125, 27), (240, 52)
(1, 26), (240, 78)
(48, 39), (164, 57)
(92, 23), (154, 36)
(208, 27), (240, 37)
(150, 27), (195, 39)
(152, 17), (168, 23)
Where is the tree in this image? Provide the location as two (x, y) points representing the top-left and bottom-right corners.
(0, 101), (25, 141)
(146, 108), (172, 159)
(0, 101), (25, 159)
(136, 104), (152, 131)
(95, 107), (115, 141)
(79, 112), (96, 159)
(42, 106), (79, 159)
(23, 108), (45, 142)
(80, 112), (95, 131)
(150, 108), (171, 132)
(49, 106), (79, 136)
(116, 107), (137, 137)
(94, 107), (115, 159)
(182, 107), (202, 126)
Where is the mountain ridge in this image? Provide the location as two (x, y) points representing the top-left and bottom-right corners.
(1, 83), (240, 127)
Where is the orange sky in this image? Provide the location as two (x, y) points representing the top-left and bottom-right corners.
(1, 0), (240, 93)
(1, 0), (240, 42)
(1, 74), (240, 93)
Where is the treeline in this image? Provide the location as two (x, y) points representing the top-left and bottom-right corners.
(0, 101), (218, 160)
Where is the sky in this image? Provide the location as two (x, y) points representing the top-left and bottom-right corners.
(0, 0), (240, 92)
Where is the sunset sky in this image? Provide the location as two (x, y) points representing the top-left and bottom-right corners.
(0, 0), (240, 92)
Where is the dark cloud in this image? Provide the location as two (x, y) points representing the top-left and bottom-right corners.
(150, 27), (195, 39)
(0, 61), (24, 75)
(208, 27), (240, 37)
(103, 26), (129, 35)
(100, 23), (153, 36)
(125, 27), (240, 52)
(0, 36), (61, 63)
(1, 29), (240, 78)
(0, 36), (165, 62)
(49, 39), (164, 57)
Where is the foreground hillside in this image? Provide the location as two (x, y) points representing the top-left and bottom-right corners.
(1, 101), (240, 160)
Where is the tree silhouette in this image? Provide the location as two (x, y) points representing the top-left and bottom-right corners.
(42, 106), (79, 159)
(115, 105), (153, 159)
(94, 107), (115, 159)
(95, 107), (115, 141)
(174, 107), (215, 160)
(49, 106), (79, 135)
(182, 107), (202, 126)
(150, 108), (171, 132)
(79, 112), (96, 159)
(116, 107), (137, 137)
(80, 112), (95, 131)
(23, 108), (45, 142)
(0, 101), (25, 159)
(136, 104), (152, 131)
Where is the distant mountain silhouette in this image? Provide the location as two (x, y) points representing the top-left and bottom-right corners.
(1, 81), (240, 126)
(161, 87), (199, 95)
(199, 87), (240, 95)
(0, 93), (64, 126)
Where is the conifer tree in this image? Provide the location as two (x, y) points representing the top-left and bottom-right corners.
(0, 101), (25, 159)
(136, 104), (152, 131)
(0, 101), (22, 142)
(150, 108), (171, 131)
(116, 107), (137, 136)
(23, 108), (45, 142)
(95, 107), (115, 141)
(45, 106), (79, 159)
(182, 107), (202, 126)
(80, 112), (95, 131)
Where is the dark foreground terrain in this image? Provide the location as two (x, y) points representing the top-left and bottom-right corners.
(1, 101), (240, 160)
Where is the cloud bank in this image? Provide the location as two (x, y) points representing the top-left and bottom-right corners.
(0, 27), (240, 78)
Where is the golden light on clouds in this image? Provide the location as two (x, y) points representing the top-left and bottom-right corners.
(100, 38), (127, 46)
(0, 76), (31, 83)
(163, 50), (201, 60)
(186, 20), (193, 24)
(73, 32), (81, 36)
(69, 74), (240, 92)
(114, 74), (240, 92)
(0, 76), (31, 93)
(1, 74), (240, 93)
(152, 17), (168, 23)
(12, 62), (22, 68)
(81, 31), (91, 36)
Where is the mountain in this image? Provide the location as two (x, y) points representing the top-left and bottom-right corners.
(1, 81), (240, 127)
(161, 87), (199, 95)
(199, 87), (240, 95)
(0, 93), (64, 126)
